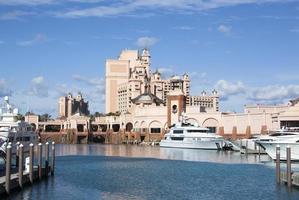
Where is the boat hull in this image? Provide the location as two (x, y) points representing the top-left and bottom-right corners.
(160, 139), (224, 150)
(258, 142), (299, 161)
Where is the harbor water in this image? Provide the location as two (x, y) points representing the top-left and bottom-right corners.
(3, 144), (299, 200)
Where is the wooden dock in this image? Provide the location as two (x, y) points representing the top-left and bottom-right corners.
(281, 172), (299, 187)
(0, 142), (55, 196)
(0, 166), (52, 195)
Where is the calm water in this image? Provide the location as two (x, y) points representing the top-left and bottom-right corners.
(4, 144), (299, 200)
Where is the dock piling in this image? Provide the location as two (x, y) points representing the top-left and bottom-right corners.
(45, 142), (49, 177)
(5, 144), (12, 195)
(287, 146), (292, 188)
(16, 141), (20, 167)
(245, 140), (248, 155)
(29, 143), (34, 184)
(276, 145), (280, 184)
(51, 142), (55, 175)
(18, 144), (24, 189)
(38, 143), (42, 180)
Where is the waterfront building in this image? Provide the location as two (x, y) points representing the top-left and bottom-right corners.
(24, 49), (299, 144)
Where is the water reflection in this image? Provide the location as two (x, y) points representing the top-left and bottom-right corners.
(56, 144), (272, 164)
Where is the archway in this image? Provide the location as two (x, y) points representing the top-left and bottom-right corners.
(186, 118), (199, 126)
(77, 124), (84, 132)
(112, 124), (120, 132)
(202, 118), (219, 133)
(126, 122), (133, 132)
(140, 121), (147, 133)
(30, 123), (37, 131)
(149, 120), (163, 134)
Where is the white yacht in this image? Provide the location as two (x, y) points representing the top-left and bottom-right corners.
(234, 127), (299, 154)
(160, 115), (227, 150)
(0, 96), (38, 158)
(257, 141), (299, 161)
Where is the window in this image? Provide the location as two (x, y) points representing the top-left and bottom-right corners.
(173, 130), (184, 134)
(170, 137), (184, 141)
(151, 128), (161, 133)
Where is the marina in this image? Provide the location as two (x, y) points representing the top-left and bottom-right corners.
(1, 144), (299, 200)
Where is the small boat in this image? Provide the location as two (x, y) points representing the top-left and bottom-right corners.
(160, 113), (232, 150)
(0, 96), (38, 159)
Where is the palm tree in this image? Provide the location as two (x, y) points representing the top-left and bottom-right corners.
(39, 113), (52, 122)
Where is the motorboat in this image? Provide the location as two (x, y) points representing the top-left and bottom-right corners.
(0, 96), (38, 159)
(160, 114), (231, 150)
(233, 127), (299, 154)
(257, 140), (299, 161)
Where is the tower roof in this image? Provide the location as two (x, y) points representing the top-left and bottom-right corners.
(131, 92), (164, 105)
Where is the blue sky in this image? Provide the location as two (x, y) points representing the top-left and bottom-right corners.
(0, 0), (299, 116)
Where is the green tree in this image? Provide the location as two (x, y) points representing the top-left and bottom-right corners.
(39, 113), (52, 122)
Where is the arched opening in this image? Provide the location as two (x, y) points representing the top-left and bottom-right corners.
(134, 121), (140, 132)
(99, 124), (107, 132)
(112, 124), (120, 132)
(126, 122), (133, 132)
(77, 124), (84, 132)
(140, 121), (147, 133)
(30, 123), (37, 131)
(91, 124), (98, 132)
(202, 118), (219, 133)
(149, 121), (162, 134)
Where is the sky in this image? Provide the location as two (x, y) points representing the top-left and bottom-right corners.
(0, 0), (299, 117)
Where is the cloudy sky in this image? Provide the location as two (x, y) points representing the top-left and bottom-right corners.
(0, 0), (299, 116)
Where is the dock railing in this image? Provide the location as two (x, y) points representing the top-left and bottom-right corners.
(0, 142), (56, 195)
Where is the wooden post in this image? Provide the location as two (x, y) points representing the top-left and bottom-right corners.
(45, 142), (49, 177)
(51, 142), (55, 175)
(16, 141), (20, 168)
(286, 146), (292, 188)
(276, 145), (280, 184)
(38, 143), (42, 180)
(5, 144), (12, 195)
(18, 144), (24, 189)
(29, 143), (34, 184)
(245, 140), (248, 154)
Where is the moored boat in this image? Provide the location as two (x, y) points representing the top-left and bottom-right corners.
(160, 114), (232, 150)
(0, 96), (38, 159)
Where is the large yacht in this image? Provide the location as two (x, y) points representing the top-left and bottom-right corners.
(160, 114), (227, 150)
(257, 128), (299, 160)
(234, 127), (299, 154)
(0, 96), (38, 158)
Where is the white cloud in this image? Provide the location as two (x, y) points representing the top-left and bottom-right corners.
(54, 0), (296, 18)
(72, 74), (106, 112)
(173, 26), (195, 30)
(0, 0), (102, 6)
(249, 85), (299, 102)
(0, 10), (36, 20)
(290, 28), (299, 33)
(27, 76), (48, 97)
(218, 24), (232, 34)
(136, 36), (158, 47)
(0, 0), (295, 19)
(215, 80), (246, 100)
(0, 79), (12, 97)
(17, 33), (48, 46)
